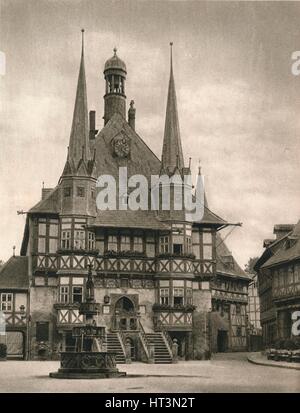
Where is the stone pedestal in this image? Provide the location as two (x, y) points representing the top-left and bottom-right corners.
(49, 351), (126, 379)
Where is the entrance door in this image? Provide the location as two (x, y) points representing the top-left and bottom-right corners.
(217, 330), (228, 352)
(114, 297), (137, 330)
(6, 331), (24, 359)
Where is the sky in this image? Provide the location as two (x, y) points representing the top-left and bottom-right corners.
(0, 0), (300, 268)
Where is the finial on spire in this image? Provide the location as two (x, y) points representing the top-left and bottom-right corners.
(188, 157), (192, 169)
(113, 47), (117, 56)
(170, 42), (173, 71)
(13, 245), (16, 257)
(198, 158), (202, 175)
(81, 29), (85, 56)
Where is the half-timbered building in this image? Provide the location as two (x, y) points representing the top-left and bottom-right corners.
(0, 34), (249, 361)
(255, 222), (300, 347)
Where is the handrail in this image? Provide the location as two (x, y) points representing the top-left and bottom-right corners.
(137, 319), (150, 360)
(117, 330), (128, 361)
(156, 320), (173, 358)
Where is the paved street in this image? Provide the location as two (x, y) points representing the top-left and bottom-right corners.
(0, 353), (299, 393)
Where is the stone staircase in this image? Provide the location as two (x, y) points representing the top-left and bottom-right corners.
(106, 332), (126, 364)
(146, 332), (173, 364)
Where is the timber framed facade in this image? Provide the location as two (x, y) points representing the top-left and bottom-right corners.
(0, 35), (250, 362)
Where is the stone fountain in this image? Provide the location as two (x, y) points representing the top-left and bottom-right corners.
(50, 265), (126, 379)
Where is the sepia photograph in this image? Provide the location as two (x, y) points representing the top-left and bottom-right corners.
(0, 0), (299, 399)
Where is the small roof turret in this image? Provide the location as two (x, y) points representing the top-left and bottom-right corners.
(104, 48), (127, 73)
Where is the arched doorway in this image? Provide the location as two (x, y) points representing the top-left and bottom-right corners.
(115, 297), (135, 313)
(114, 296), (137, 331)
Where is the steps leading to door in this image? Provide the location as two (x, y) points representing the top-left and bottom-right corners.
(106, 332), (126, 364)
(146, 332), (173, 364)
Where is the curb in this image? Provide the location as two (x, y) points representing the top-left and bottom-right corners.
(247, 356), (300, 371)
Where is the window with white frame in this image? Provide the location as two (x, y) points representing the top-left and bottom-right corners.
(160, 288), (169, 305)
(61, 230), (71, 249)
(173, 288), (184, 306)
(88, 232), (95, 250)
(120, 235), (131, 252)
(1, 293), (12, 311)
(133, 236), (143, 252)
(159, 236), (169, 253)
(59, 286), (69, 303)
(38, 219), (46, 253)
(59, 278), (84, 303)
(107, 235), (118, 252)
(74, 230), (85, 250)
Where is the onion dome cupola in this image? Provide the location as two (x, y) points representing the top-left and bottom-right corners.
(103, 47), (127, 125)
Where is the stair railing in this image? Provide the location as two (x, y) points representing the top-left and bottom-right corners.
(117, 330), (129, 363)
(137, 319), (151, 361)
(155, 319), (174, 360)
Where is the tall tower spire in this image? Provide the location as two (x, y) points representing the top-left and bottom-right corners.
(67, 29), (91, 169)
(161, 42), (184, 174)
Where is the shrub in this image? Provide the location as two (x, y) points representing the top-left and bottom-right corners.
(0, 343), (7, 358)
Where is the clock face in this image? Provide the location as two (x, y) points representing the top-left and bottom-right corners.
(113, 133), (130, 158)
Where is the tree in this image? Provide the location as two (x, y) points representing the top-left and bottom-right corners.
(245, 257), (259, 274)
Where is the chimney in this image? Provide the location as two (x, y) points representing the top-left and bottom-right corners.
(273, 224), (294, 240)
(89, 110), (98, 139)
(128, 100), (136, 130)
(41, 188), (53, 200)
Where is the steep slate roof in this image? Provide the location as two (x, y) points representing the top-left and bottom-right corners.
(24, 46), (228, 231)
(216, 233), (249, 280)
(29, 186), (60, 214)
(161, 44), (184, 173)
(261, 220), (300, 268)
(93, 210), (169, 230)
(0, 257), (29, 290)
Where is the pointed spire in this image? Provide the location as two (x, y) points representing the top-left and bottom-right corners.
(67, 29), (91, 170)
(197, 160), (208, 209)
(161, 42), (184, 174)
